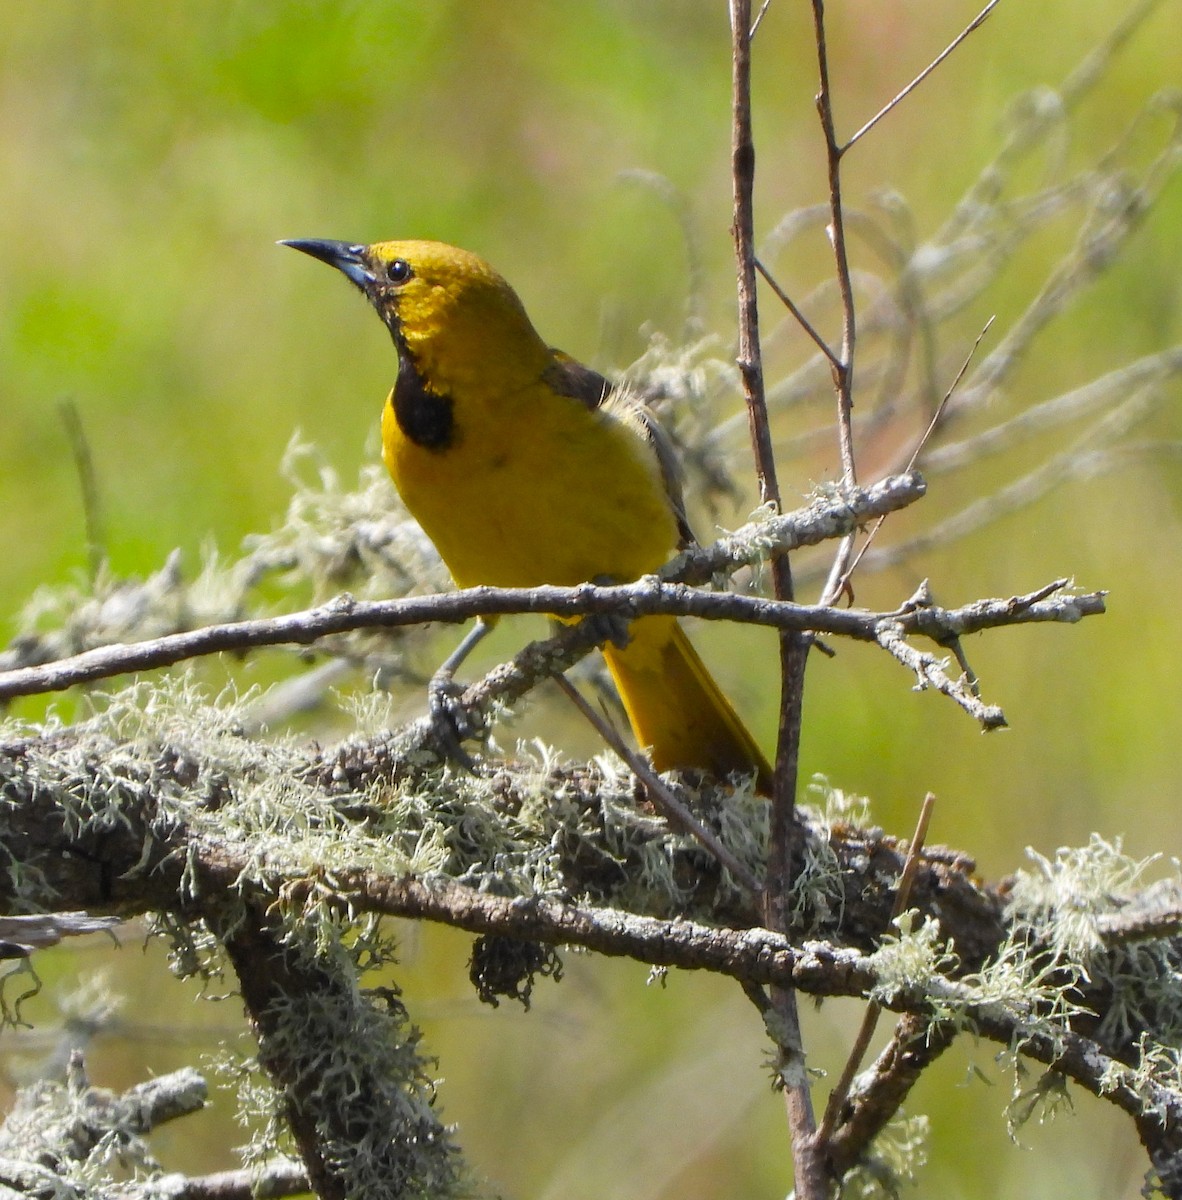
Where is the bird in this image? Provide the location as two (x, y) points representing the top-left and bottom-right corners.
(282, 237), (771, 791)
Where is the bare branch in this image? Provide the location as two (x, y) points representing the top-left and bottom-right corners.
(860, 381), (1166, 575)
(843, 1), (1001, 152)
(834, 317), (996, 597)
(554, 675), (762, 892)
(921, 345), (1182, 476)
(809, 0), (857, 490)
(0, 568), (1105, 756)
(875, 619), (1006, 729)
(817, 793), (936, 1147)
(733, 16), (822, 1180)
(0, 473), (926, 703)
(137, 1161), (309, 1200)
(755, 256), (841, 368)
(826, 1017), (958, 1179)
(729, 0), (783, 518)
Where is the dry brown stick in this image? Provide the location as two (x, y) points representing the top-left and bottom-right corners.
(730, 2), (821, 1194)
(815, 793), (936, 1149)
(808, 0), (863, 613)
(835, 316), (996, 597)
(843, 1), (1001, 152)
(553, 675), (762, 893)
(809, 0), (857, 491)
(825, 1017), (958, 1180)
(748, 0), (774, 39)
(754, 256), (841, 368)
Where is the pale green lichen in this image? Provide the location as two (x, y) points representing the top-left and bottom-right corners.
(0, 669), (772, 1200)
(0, 1065), (166, 1198)
(1006, 838), (1182, 1053)
(1005, 1064), (1075, 1142)
(1100, 1034), (1182, 1129)
(1006, 835), (1159, 961)
(866, 911), (958, 1010)
(246, 917), (466, 1200)
(789, 778), (872, 931)
(1, 437), (451, 693)
(837, 1112), (930, 1199)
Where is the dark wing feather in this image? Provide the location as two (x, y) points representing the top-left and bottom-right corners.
(544, 351), (696, 550)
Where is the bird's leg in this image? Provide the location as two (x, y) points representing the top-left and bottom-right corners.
(427, 617), (493, 769)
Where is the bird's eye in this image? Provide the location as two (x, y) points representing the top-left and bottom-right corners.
(387, 258), (413, 284)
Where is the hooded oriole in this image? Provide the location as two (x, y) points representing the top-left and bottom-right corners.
(283, 238), (770, 790)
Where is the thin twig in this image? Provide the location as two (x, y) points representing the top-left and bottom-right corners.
(835, 317), (995, 596)
(843, 1), (1001, 152)
(816, 793), (936, 1147)
(732, 1), (821, 1192)
(875, 620), (1007, 728)
(858, 381), (1166, 576)
(0, 575), (1105, 727)
(907, 319), (997, 475)
(730, 2), (783, 520)
(921, 345), (1182, 477)
(826, 1018), (957, 1179)
(755, 257), (841, 369)
(554, 676), (761, 892)
(809, 0), (857, 489)
(748, 0), (774, 40)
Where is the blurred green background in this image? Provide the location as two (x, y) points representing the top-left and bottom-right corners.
(1, 2), (1179, 1196)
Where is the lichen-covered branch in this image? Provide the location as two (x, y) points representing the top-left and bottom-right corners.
(0, 1057), (209, 1197)
(4, 686), (1182, 1190)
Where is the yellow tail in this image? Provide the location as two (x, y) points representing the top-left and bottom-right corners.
(602, 616), (772, 793)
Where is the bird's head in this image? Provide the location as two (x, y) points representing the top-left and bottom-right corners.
(280, 238), (551, 394)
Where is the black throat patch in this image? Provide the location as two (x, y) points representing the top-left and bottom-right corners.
(389, 334), (455, 451)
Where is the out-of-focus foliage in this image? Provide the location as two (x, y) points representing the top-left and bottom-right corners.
(0, 3), (1179, 1197)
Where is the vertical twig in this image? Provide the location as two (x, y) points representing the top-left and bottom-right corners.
(729, 3), (822, 1196)
(815, 793), (936, 1147)
(730, 19), (786, 523)
(833, 316), (996, 598)
(808, 1), (861, 609)
(809, 1), (857, 491)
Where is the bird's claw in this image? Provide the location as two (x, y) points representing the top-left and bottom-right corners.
(426, 671), (480, 771)
(579, 610), (632, 651)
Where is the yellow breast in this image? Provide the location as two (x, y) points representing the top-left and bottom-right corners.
(381, 378), (678, 590)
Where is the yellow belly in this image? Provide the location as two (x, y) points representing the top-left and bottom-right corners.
(381, 383), (678, 590)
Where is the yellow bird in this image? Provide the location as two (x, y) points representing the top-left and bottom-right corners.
(283, 238), (771, 791)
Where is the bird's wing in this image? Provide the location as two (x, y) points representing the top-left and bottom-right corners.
(544, 351), (696, 550)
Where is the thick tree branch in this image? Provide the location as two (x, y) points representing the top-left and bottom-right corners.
(4, 707), (1182, 1187)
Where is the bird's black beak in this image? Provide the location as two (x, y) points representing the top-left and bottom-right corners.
(279, 239), (375, 290)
